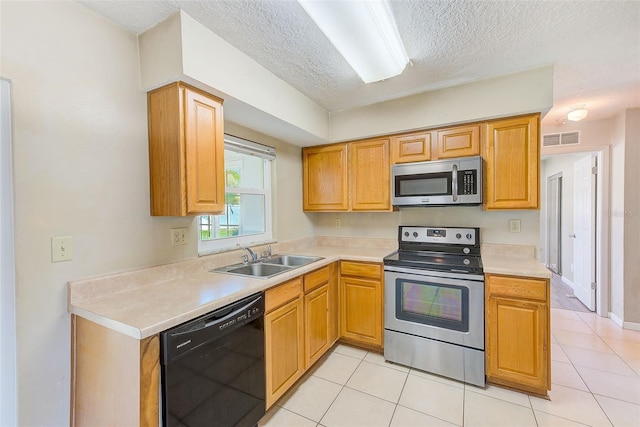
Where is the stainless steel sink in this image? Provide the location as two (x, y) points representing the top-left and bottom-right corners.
(212, 254), (323, 279)
(263, 254), (323, 267)
(226, 263), (292, 278)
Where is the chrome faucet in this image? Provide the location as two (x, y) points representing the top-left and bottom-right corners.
(242, 246), (258, 263)
(261, 244), (272, 260)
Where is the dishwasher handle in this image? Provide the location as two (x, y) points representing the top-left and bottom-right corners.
(161, 292), (264, 365)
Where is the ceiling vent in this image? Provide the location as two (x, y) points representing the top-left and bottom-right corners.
(543, 131), (580, 147)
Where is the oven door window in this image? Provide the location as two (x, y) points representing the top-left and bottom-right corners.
(395, 172), (452, 197)
(395, 278), (469, 332)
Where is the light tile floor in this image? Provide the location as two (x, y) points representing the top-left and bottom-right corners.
(259, 308), (640, 427)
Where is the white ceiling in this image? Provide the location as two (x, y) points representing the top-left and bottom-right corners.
(79, 0), (639, 128)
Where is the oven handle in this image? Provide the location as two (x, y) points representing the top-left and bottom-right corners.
(452, 164), (458, 202)
(384, 264), (484, 282)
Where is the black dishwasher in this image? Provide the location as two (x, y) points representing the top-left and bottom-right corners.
(160, 292), (265, 427)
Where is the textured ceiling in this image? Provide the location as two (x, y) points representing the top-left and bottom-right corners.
(78, 0), (640, 127)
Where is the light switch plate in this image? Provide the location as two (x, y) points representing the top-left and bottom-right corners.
(51, 236), (74, 262)
(509, 219), (521, 233)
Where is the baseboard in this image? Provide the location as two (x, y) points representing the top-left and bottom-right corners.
(610, 312), (640, 331)
(561, 276), (575, 289)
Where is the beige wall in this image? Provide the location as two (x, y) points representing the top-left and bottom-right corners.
(610, 113), (626, 320)
(139, 10), (331, 146)
(314, 208), (541, 254)
(622, 109), (640, 324)
(540, 154), (581, 282)
(0, 2), (314, 424)
(223, 122), (316, 243)
(330, 66), (553, 142)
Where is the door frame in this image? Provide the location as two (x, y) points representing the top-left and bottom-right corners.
(546, 172), (562, 275)
(0, 77), (17, 426)
(543, 145), (610, 317)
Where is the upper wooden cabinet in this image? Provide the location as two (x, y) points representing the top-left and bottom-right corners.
(391, 131), (432, 164)
(483, 114), (540, 210)
(435, 124), (480, 159)
(302, 138), (392, 212)
(147, 82), (225, 216)
(303, 143), (349, 211)
(350, 138), (391, 211)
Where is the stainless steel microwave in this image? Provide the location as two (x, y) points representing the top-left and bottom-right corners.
(392, 156), (482, 206)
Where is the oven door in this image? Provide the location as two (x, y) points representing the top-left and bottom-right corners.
(384, 266), (484, 350)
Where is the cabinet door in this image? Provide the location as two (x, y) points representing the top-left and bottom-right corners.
(486, 296), (549, 394)
(391, 131), (432, 164)
(435, 125), (480, 159)
(304, 283), (331, 368)
(340, 276), (382, 347)
(350, 138), (392, 211)
(184, 87), (225, 214)
(483, 115), (539, 209)
(303, 144), (349, 211)
(147, 82), (225, 216)
(265, 297), (304, 409)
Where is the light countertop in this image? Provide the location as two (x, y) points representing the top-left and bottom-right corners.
(68, 239), (550, 341)
(68, 242), (393, 340)
(481, 243), (552, 279)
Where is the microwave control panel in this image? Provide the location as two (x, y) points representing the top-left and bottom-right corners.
(458, 170), (477, 195)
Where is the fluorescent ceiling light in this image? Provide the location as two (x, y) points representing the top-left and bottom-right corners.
(298, 0), (409, 83)
(567, 105), (588, 121)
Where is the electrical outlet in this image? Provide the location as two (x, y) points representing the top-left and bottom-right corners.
(171, 228), (188, 246)
(51, 236), (74, 262)
(509, 219), (521, 233)
(335, 218), (341, 228)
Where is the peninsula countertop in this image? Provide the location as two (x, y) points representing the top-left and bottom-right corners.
(68, 242), (393, 340)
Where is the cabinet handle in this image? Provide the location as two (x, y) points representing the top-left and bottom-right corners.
(569, 233), (576, 238)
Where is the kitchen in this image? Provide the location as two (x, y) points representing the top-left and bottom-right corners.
(1, 1), (639, 427)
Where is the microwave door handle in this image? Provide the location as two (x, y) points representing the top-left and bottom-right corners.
(452, 164), (458, 202)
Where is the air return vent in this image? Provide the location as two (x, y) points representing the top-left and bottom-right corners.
(543, 131), (580, 147)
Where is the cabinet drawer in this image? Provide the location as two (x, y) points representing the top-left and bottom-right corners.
(486, 275), (548, 301)
(266, 278), (302, 313)
(304, 266), (330, 293)
(340, 261), (381, 280)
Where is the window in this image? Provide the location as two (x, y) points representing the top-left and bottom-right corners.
(198, 135), (275, 255)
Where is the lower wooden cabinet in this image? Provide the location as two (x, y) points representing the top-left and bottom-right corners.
(339, 261), (383, 348)
(264, 278), (305, 409)
(264, 264), (339, 409)
(485, 274), (550, 396)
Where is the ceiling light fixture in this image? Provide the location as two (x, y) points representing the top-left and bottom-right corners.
(297, 0), (409, 83)
(567, 105), (588, 122)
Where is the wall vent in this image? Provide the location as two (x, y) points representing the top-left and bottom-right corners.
(543, 131), (580, 147)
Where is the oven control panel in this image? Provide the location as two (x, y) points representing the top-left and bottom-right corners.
(399, 226), (478, 245)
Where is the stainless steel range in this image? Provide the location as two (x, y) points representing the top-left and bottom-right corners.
(383, 225), (485, 387)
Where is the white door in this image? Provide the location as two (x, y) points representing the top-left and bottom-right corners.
(573, 154), (596, 310)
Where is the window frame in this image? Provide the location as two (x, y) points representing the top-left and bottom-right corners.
(197, 135), (275, 255)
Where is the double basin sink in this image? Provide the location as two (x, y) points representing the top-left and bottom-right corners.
(212, 254), (324, 279)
